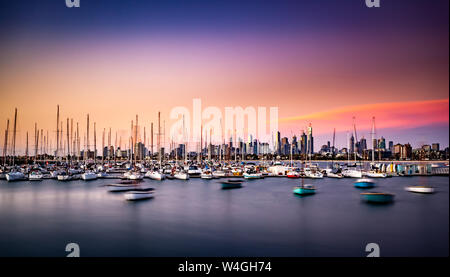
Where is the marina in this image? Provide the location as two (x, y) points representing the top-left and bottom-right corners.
(0, 173), (447, 256)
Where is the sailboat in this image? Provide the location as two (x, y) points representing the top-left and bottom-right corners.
(293, 176), (316, 195)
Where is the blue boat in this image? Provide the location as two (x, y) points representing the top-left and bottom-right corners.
(221, 179), (243, 189)
(354, 178), (375, 188)
(361, 192), (395, 203)
(293, 184), (316, 195)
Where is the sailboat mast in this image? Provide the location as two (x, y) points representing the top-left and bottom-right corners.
(67, 118), (70, 164)
(25, 131), (29, 161)
(151, 122), (153, 160)
(3, 119), (9, 166)
(158, 112), (161, 163)
(34, 123), (38, 163)
(12, 108), (17, 166)
(56, 105), (59, 159)
(94, 122), (96, 165)
(135, 115), (138, 165)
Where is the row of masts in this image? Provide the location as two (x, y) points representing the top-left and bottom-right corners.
(1, 106), (168, 166)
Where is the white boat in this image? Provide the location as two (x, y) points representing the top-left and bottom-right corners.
(327, 172), (344, 178)
(304, 168), (323, 179)
(97, 171), (108, 178)
(127, 172), (144, 180)
(174, 171), (189, 180)
(28, 171), (43, 181)
(212, 170), (226, 178)
(267, 162), (288, 176)
(81, 171), (98, 181)
(124, 191), (154, 201)
(6, 171), (25, 181)
(365, 171), (387, 178)
(201, 173), (213, 179)
(243, 172), (262, 179)
(187, 165), (202, 177)
(342, 169), (362, 178)
(146, 171), (166, 180)
(405, 186), (434, 194)
(57, 173), (70, 181)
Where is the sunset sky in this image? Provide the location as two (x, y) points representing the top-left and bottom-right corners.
(0, 0), (448, 153)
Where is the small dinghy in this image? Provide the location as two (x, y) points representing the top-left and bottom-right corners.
(107, 181), (141, 192)
(293, 184), (316, 195)
(361, 192), (394, 203)
(354, 178), (375, 188)
(293, 178), (316, 195)
(405, 186), (434, 194)
(220, 179), (243, 189)
(124, 191), (154, 201)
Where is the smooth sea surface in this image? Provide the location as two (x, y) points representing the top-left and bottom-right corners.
(0, 175), (448, 257)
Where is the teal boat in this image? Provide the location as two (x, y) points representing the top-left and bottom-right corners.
(361, 192), (395, 203)
(221, 179), (243, 189)
(354, 178), (375, 188)
(293, 185), (316, 195)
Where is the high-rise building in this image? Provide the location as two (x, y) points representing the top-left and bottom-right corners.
(300, 131), (307, 154)
(378, 137), (386, 150)
(359, 137), (367, 153)
(275, 131), (281, 155)
(388, 141), (394, 152)
(432, 143), (440, 152)
(292, 136), (298, 154)
(307, 124), (314, 154)
(349, 134), (355, 154)
(281, 137), (289, 156)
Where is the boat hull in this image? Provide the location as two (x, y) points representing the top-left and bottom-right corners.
(124, 192), (154, 201)
(361, 193), (394, 203)
(293, 187), (315, 195)
(405, 186), (434, 194)
(221, 182), (242, 189)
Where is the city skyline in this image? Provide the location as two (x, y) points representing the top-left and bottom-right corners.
(0, 0), (448, 151)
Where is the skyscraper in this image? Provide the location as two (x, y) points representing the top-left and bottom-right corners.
(349, 134), (355, 154)
(300, 131), (307, 154)
(307, 124), (314, 155)
(275, 131), (281, 155)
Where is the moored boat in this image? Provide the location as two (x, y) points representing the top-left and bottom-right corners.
(146, 170), (166, 180)
(124, 190), (154, 201)
(174, 171), (189, 180)
(28, 171), (43, 181)
(405, 186), (434, 194)
(6, 171), (26, 182)
(220, 179), (243, 189)
(293, 184), (316, 195)
(365, 171), (387, 178)
(361, 192), (394, 203)
(243, 172), (262, 179)
(354, 178), (375, 188)
(81, 171), (98, 181)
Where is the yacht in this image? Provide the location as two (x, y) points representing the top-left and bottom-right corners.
(267, 162), (288, 176)
(342, 169), (362, 178)
(146, 170), (166, 180)
(187, 165), (202, 177)
(6, 171), (26, 181)
(174, 171), (189, 180)
(28, 171), (44, 181)
(81, 171), (98, 181)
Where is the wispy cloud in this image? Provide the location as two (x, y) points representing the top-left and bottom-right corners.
(279, 99), (449, 134)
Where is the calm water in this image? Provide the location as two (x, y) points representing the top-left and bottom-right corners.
(0, 175), (448, 257)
